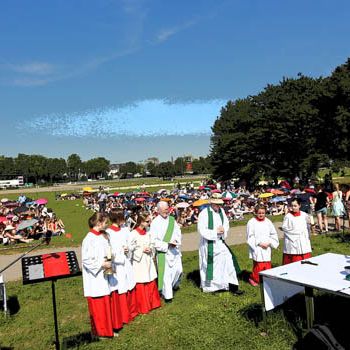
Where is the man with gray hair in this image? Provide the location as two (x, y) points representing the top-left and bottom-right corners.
(150, 200), (182, 302)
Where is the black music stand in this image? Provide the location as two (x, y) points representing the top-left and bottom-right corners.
(21, 251), (81, 350)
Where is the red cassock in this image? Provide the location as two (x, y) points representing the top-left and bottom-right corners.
(87, 295), (114, 337)
(134, 280), (161, 314)
(250, 261), (272, 284)
(111, 289), (139, 328)
(282, 252), (312, 265)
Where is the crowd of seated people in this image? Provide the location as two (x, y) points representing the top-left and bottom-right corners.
(0, 195), (65, 246)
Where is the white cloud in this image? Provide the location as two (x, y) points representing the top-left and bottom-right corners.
(8, 62), (56, 75)
(154, 19), (197, 43)
(22, 99), (225, 137)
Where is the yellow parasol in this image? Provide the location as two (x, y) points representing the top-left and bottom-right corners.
(82, 187), (93, 192)
(160, 198), (172, 202)
(192, 199), (209, 207)
(258, 193), (274, 198)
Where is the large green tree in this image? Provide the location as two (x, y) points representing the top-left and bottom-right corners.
(211, 58), (350, 185)
(67, 153), (82, 180)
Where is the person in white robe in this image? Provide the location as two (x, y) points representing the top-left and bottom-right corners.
(129, 211), (161, 313)
(282, 197), (312, 265)
(82, 212), (115, 338)
(149, 201), (183, 302)
(106, 209), (138, 328)
(246, 205), (279, 286)
(197, 193), (243, 294)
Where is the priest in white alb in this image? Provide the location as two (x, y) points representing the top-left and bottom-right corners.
(198, 193), (243, 294)
(150, 201), (183, 302)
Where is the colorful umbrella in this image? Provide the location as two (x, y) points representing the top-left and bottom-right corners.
(137, 192), (150, 197)
(176, 202), (190, 209)
(16, 219), (39, 231)
(222, 191), (237, 199)
(178, 194), (190, 200)
(290, 189), (301, 195)
(211, 189), (221, 193)
(36, 198), (48, 205)
(198, 186), (205, 190)
(270, 196), (287, 203)
(193, 199), (209, 207)
(258, 193), (274, 198)
(4, 202), (19, 208)
(135, 197), (146, 202)
(279, 180), (291, 189)
(157, 189), (167, 194)
(271, 189), (285, 195)
(13, 206), (29, 214)
(305, 188), (316, 194)
(113, 192), (120, 196)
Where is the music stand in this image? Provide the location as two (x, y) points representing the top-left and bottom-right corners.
(21, 251), (81, 350)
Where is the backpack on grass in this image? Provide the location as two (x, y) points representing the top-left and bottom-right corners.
(301, 324), (345, 350)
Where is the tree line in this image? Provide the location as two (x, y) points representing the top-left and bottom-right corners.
(120, 156), (212, 179)
(0, 154), (109, 184)
(0, 153), (211, 184)
(210, 58), (350, 186)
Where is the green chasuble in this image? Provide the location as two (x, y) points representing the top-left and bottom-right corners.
(206, 207), (241, 281)
(157, 216), (175, 290)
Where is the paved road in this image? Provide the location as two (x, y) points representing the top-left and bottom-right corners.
(0, 223), (284, 282)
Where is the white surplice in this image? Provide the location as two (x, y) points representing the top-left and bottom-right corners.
(282, 212), (311, 254)
(246, 217), (279, 262)
(106, 226), (136, 294)
(82, 231), (111, 297)
(129, 228), (158, 283)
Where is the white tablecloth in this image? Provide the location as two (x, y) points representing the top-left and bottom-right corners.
(260, 253), (350, 311)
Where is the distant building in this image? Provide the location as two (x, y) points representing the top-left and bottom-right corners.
(145, 157), (159, 166)
(108, 164), (121, 179)
(183, 155), (193, 174)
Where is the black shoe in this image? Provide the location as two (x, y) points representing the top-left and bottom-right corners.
(231, 289), (244, 296)
(164, 298), (173, 303)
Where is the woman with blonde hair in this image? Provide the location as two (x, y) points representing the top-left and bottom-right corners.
(332, 183), (345, 231)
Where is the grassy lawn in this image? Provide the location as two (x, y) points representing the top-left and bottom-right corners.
(1, 234), (350, 349)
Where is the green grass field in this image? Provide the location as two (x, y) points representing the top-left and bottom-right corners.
(1, 234), (350, 349)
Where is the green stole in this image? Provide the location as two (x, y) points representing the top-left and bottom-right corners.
(206, 207), (241, 281)
(157, 216), (175, 291)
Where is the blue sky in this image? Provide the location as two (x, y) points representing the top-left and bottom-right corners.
(1, 0), (350, 162)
